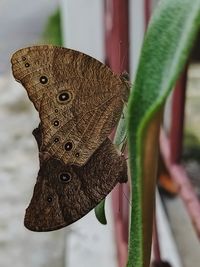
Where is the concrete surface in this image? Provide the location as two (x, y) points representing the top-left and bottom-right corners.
(163, 194), (200, 267)
(156, 191), (182, 267)
(65, 197), (118, 267)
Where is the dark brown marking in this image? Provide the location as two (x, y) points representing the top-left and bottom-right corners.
(24, 126), (128, 232)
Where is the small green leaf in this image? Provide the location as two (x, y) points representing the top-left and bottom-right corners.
(95, 199), (107, 225)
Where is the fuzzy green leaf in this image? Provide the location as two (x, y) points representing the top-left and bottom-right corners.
(127, 1), (200, 267)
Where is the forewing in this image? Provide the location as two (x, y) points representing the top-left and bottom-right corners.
(11, 45), (130, 166)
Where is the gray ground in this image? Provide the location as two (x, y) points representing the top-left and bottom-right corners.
(0, 1), (66, 267)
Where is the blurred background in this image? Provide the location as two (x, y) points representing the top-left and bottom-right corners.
(0, 0), (200, 267)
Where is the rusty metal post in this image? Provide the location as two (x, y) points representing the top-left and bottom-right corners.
(104, 0), (129, 266)
(170, 68), (187, 163)
(144, 0), (151, 28)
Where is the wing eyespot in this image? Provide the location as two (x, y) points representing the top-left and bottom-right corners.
(64, 141), (73, 151)
(59, 172), (71, 183)
(57, 91), (72, 104)
(53, 137), (59, 143)
(53, 120), (59, 127)
(75, 152), (80, 158)
(25, 63), (30, 67)
(40, 76), (48, 84)
(47, 196), (53, 203)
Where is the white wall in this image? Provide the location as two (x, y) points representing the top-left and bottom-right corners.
(129, 0), (161, 80)
(60, 0), (104, 62)
(129, 0), (145, 80)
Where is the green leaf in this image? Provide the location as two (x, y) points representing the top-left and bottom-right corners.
(127, 1), (200, 267)
(43, 8), (63, 46)
(94, 199), (107, 225)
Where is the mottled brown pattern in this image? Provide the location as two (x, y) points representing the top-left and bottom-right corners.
(24, 126), (128, 231)
(11, 45), (130, 166)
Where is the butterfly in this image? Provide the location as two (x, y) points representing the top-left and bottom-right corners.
(11, 45), (129, 166)
(11, 45), (129, 231)
(24, 126), (128, 231)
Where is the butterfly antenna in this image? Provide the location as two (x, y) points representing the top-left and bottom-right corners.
(118, 40), (122, 71)
(118, 136), (127, 152)
(122, 190), (131, 207)
(121, 53), (127, 73)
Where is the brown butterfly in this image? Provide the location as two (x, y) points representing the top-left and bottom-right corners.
(11, 45), (129, 166)
(24, 126), (128, 231)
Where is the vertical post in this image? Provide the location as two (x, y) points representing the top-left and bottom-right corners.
(170, 68), (187, 163)
(144, 0), (151, 28)
(104, 0), (129, 266)
(105, 0), (129, 74)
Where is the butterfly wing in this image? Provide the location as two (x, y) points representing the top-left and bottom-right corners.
(24, 127), (128, 231)
(11, 45), (129, 166)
